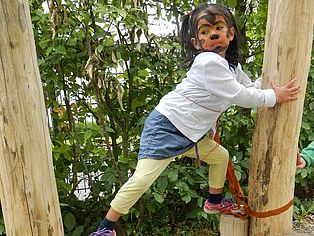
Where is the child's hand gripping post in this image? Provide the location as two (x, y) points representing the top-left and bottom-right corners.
(270, 78), (301, 103)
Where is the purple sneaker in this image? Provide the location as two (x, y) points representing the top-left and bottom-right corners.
(204, 198), (239, 214)
(89, 228), (116, 236)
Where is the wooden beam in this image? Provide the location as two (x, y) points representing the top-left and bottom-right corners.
(220, 214), (249, 236)
(0, 1), (64, 235)
(248, 0), (313, 235)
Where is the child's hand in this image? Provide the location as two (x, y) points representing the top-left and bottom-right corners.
(296, 156), (306, 169)
(270, 78), (300, 103)
(296, 152), (306, 169)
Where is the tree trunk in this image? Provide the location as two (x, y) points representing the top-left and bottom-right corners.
(0, 1), (64, 235)
(248, 0), (313, 235)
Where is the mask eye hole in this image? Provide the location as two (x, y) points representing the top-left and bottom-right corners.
(198, 25), (211, 35)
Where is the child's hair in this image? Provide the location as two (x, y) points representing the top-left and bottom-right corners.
(180, 4), (239, 67)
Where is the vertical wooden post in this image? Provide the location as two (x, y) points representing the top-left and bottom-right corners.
(220, 214), (249, 236)
(248, 0), (313, 235)
(0, 1), (64, 235)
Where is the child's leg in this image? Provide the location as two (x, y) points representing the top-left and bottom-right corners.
(105, 157), (175, 223)
(183, 135), (229, 191)
(183, 136), (237, 213)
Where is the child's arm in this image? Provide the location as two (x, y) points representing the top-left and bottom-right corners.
(234, 65), (299, 105)
(270, 78), (300, 103)
(300, 141), (314, 167)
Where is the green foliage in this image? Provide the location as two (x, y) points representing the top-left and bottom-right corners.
(0, 213), (4, 236)
(294, 52), (314, 219)
(30, 0), (314, 234)
(293, 197), (314, 223)
(0, 0), (312, 235)
(64, 212), (85, 236)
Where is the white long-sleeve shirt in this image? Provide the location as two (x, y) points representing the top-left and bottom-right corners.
(155, 52), (276, 142)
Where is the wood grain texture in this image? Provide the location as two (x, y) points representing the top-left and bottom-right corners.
(220, 214), (249, 236)
(248, 0), (313, 235)
(0, 0), (64, 235)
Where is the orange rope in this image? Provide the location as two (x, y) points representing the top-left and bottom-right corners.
(225, 160), (294, 218)
(215, 119), (293, 218)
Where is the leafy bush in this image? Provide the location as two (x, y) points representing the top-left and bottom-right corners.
(0, 1), (312, 235)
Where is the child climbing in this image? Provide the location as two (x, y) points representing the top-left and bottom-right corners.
(90, 3), (300, 236)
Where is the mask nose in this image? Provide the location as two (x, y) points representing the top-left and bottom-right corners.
(210, 34), (219, 40)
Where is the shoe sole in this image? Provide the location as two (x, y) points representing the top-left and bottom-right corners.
(203, 207), (220, 214)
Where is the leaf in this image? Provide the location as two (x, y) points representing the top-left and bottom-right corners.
(235, 170), (242, 180)
(103, 37), (114, 47)
(301, 122), (311, 130)
(106, 126), (115, 133)
(101, 171), (117, 184)
(72, 226), (84, 236)
(145, 202), (156, 213)
(117, 9), (127, 18)
(56, 45), (66, 55)
(136, 115), (147, 125)
(64, 213), (76, 232)
(153, 192), (164, 203)
(301, 169), (307, 178)
(162, 44), (173, 50)
(136, 42), (141, 51)
(168, 170), (178, 181)
(138, 69), (148, 77)
(116, 83), (125, 111)
(186, 208), (201, 218)
(181, 194), (191, 203)
(156, 177), (168, 190)
(227, 0), (237, 8)
(0, 225), (4, 234)
(89, 123), (103, 135)
(84, 130), (93, 141)
(111, 51), (117, 63)
(187, 189), (199, 198)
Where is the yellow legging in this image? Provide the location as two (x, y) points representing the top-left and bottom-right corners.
(110, 136), (229, 215)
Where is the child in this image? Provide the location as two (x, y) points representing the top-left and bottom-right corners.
(296, 141), (314, 169)
(90, 4), (300, 236)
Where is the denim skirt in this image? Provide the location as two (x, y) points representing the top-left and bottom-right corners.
(138, 109), (195, 160)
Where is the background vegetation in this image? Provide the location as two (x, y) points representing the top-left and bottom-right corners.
(1, 0), (313, 235)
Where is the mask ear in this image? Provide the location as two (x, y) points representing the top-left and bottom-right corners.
(191, 38), (200, 49)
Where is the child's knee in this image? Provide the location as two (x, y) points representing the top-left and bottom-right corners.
(220, 148), (229, 163)
(213, 147), (229, 166)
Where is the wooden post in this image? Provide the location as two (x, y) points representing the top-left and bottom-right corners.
(0, 1), (64, 235)
(248, 0), (313, 235)
(220, 214), (249, 236)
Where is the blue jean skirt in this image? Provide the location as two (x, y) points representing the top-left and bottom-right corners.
(138, 109), (195, 160)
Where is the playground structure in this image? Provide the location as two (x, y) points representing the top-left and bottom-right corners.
(220, 0), (314, 235)
(0, 0), (64, 235)
(248, 0), (313, 235)
(0, 0), (313, 235)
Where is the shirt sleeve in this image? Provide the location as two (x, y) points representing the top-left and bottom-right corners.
(301, 141), (314, 167)
(235, 64), (262, 89)
(196, 53), (276, 108)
